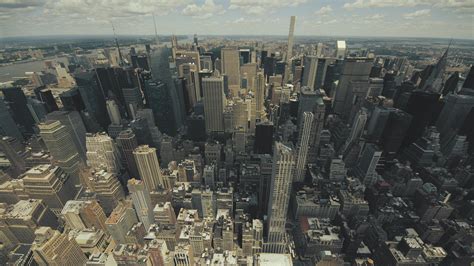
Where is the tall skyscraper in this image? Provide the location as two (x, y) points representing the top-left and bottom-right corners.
(106, 99), (122, 125)
(0, 99), (23, 140)
(88, 170), (125, 215)
(133, 145), (164, 191)
(255, 71), (265, 119)
(307, 93), (326, 163)
(31, 227), (87, 265)
(127, 178), (154, 230)
(202, 76), (225, 134)
(265, 142), (295, 253)
(144, 79), (180, 135)
(86, 132), (122, 174)
(1, 87), (36, 135)
(295, 112), (313, 182)
(355, 144), (382, 186)
(436, 93), (474, 137)
(46, 111), (87, 161)
(254, 121), (274, 154)
(342, 108), (368, 154)
(333, 58), (373, 118)
(221, 47), (241, 94)
(336, 40), (347, 60)
(116, 129), (140, 179)
(38, 120), (83, 186)
(283, 16), (296, 83)
(380, 109), (412, 156)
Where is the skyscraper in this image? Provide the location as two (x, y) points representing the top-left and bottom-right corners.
(127, 178), (154, 230)
(295, 112), (313, 182)
(254, 121), (274, 154)
(31, 227), (87, 265)
(255, 71), (265, 119)
(106, 99), (121, 125)
(336, 40), (347, 60)
(283, 16), (296, 83)
(307, 93), (326, 163)
(0, 99), (23, 140)
(355, 143), (382, 186)
(1, 87), (36, 135)
(342, 108), (367, 154)
(133, 145), (164, 191)
(333, 58), (373, 118)
(38, 120), (83, 186)
(116, 129), (139, 179)
(265, 142), (295, 253)
(202, 76), (225, 134)
(221, 47), (241, 94)
(86, 132), (122, 174)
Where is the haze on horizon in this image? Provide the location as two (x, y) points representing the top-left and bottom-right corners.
(0, 0), (472, 39)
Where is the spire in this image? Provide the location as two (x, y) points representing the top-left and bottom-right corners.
(152, 13), (159, 46)
(112, 22), (125, 66)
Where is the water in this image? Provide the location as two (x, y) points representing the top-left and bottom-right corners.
(0, 57), (68, 82)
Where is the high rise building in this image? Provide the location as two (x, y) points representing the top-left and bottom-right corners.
(342, 108), (367, 154)
(307, 94), (326, 163)
(255, 71), (266, 119)
(38, 120), (83, 186)
(86, 132), (122, 174)
(105, 200), (138, 244)
(0, 99), (23, 140)
(295, 112), (313, 182)
(46, 111), (87, 161)
(283, 16), (296, 83)
(22, 164), (77, 215)
(354, 144), (382, 186)
(60, 200), (107, 232)
(0, 87), (36, 135)
(153, 202), (177, 225)
(254, 121), (274, 154)
(436, 93), (474, 137)
(302, 56), (319, 88)
(31, 227), (87, 265)
(88, 170), (125, 215)
(380, 109), (412, 156)
(202, 76), (225, 134)
(265, 142), (295, 253)
(335, 40), (347, 60)
(106, 99), (121, 125)
(127, 178), (154, 230)
(0, 136), (26, 177)
(0, 199), (59, 244)
(221, 47), (241, 94)
(116, 129), (139, 179)
(333, 58), (373, 118)
(133, 145), (164, 191)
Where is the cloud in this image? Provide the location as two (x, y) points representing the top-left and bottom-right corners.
(182, 0), (225, 19)
(229, 0), (307, 15)
(315, 5), (332, 16)
(343, 0), (472, 13)
(0, 0), (44, 9)
(368, 14), (384, 19)
(403, 9), (431, 19)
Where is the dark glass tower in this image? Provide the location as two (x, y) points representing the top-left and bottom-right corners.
(1, 87), (36, 135)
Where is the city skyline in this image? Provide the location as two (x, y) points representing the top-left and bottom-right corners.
(0, 0), (473, 39)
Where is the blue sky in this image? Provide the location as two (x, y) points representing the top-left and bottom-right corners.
(0, 0), (472, 39)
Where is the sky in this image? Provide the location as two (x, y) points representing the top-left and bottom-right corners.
(0, 0), (472, 39)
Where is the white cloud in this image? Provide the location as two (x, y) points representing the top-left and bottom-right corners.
(314, 5), (333, 16)
(343, 0), (472, 13)
(369, 14), (384, 19)
(403, 9), (431, 19)
(182, 0), (225, 19)
(229, 0), (307, 15)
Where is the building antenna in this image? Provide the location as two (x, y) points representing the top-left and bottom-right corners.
(153, 13), (159, 46)
(112, 22), (125, 66)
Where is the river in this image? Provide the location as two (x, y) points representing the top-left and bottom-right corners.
(0, 57), (69, 82)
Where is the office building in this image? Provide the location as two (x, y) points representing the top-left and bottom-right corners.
(38, 120), (83, 185)
(31, 227), (87, 265)
(86, 133), (122, 174)
(265, 142), (295, 253)
(221, 47), (241, 93)
(0, 99), (23, 140)
(202, 76), (225, 134)
(133, 145), (164, 191)
(105, 200), (138, 244)
(336, 40), (346, 60)
(116, 129), (140, 179)
(295, 112), (313, 182)
(0, 87), (36, 135)
(61, 200), (107, 232)
(127, 178), (154, 230)
(88, 170), (125, 214)
(254, 121), (274, 154)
